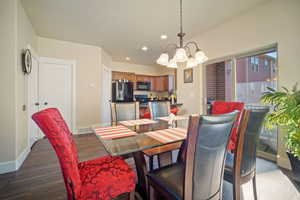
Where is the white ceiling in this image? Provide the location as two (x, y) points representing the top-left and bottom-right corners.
(22, 0), (270, 65)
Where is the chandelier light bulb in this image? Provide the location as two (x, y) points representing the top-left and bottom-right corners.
(167, 59), (178, 68)
(186, 56), (197, 68)
(195, 50), (206, 64)
(157, 53), (169, 66)
(203, 55), (208, 62)
(174, 48), (188, 62)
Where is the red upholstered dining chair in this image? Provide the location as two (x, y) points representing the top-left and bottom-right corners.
(32, 108), (136, 200)
(211, 101), (245, 150)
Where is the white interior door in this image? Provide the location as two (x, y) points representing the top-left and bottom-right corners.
(101, 65), (111, 126)
(27, 50), (40, 147)
(39, 57), (75, 131)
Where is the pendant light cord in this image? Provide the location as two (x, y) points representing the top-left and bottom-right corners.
(180, 0), (183, 34)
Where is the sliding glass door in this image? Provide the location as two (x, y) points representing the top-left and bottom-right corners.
(204, 46), (278, 161)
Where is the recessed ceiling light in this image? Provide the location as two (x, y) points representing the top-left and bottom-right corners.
(141, 46), (148, 51)
(125, 57), (130, 61)
(160, 35), (168, 40)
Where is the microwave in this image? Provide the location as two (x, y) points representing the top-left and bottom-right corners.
(136, 82), (151, 91)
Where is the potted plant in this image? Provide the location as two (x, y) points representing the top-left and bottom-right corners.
(261, 85), (300, 182)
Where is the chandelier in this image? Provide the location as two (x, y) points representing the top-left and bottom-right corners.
(157, 0), (208, 68)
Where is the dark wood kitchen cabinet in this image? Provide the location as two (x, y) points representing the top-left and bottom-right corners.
(112, 71), (135, 82)
(112, 71), (175, 92)
(151, 75), (171, 92)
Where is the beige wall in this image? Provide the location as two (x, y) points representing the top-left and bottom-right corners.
(111, 61), (175, 76)
(0, 0), (37, 165)
(0, 0), (18, 163)
(177, 0), (300, 168)
(177, 63), (201, 115)
(38, 37), (107, 129)
(16, 0), (38, 156)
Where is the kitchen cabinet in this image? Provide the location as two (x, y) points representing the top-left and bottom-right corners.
(151, 75), (171, 92)
(112, 71), (135, 82)
(112, 71), (175, 92)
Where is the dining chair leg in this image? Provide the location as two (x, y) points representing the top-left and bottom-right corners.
(132, 152), (148, 200)
(157, 151), (172, 168)
(253, 174), (258, 200)
(149, 156), (154, 171)
(233, 181), (241, 200)
(129, 189), (135, 200)
(147, 183), (154, 200)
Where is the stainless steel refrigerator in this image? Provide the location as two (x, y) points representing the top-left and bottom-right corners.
(112, 81), (134, 102)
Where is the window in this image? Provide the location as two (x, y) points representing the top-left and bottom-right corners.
(264, 59), (269, 72)
(250, 56), (259, 72)
(265, 59), (269, 66)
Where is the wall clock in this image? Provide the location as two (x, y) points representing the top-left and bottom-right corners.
(22, 49), (32, 75)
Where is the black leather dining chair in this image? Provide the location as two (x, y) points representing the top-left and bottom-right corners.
(224, 106), (269, 200)
(147, 111), (238, 200)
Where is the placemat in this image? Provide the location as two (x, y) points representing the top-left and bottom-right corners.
(145, 128), (187, 143)
(94, 125), (137, 139)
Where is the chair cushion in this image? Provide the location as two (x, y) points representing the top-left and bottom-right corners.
(147, 163), (184, 200)
(78, 156), (136, 200)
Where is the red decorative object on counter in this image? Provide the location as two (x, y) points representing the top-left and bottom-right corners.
(142, 107), (179, 119)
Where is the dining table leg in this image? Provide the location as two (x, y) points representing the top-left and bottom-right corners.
(133, 151), (148, 200)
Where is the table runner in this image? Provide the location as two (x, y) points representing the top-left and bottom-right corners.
(119, 119), (157, 126)
(94, 125), (137, 139)
(145, 128), (187, 143)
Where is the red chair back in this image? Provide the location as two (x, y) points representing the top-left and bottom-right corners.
(32, 108), (81, 200)
(211, 101), (245, 150)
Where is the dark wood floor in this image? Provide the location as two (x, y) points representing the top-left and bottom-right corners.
(0, 134), (139, 200)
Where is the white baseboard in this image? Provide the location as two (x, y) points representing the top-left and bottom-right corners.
(0, 160), (15, 174)
(0, 146), (30, 174)
(16, 146), (30, 170)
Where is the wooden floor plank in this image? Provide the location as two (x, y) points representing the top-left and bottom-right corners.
(0, 133), (155, 200)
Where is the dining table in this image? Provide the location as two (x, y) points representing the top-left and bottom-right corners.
(91, 117), (189, 199)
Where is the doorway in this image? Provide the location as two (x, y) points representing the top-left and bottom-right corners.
(236, 50), (278, 160)
(39, 57), (76, 132)
(204, 45), (278, 161)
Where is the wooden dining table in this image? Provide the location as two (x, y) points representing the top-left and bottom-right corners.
(91, 118), (189, 199)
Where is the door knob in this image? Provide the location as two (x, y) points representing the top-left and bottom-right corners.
(35, 102), (39, 106)
(44, 102), (48, 105)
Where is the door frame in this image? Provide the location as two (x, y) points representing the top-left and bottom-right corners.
(39, 57), (77, 133)
(26, 44), (40, 147)
(101, 64), (112, 126)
